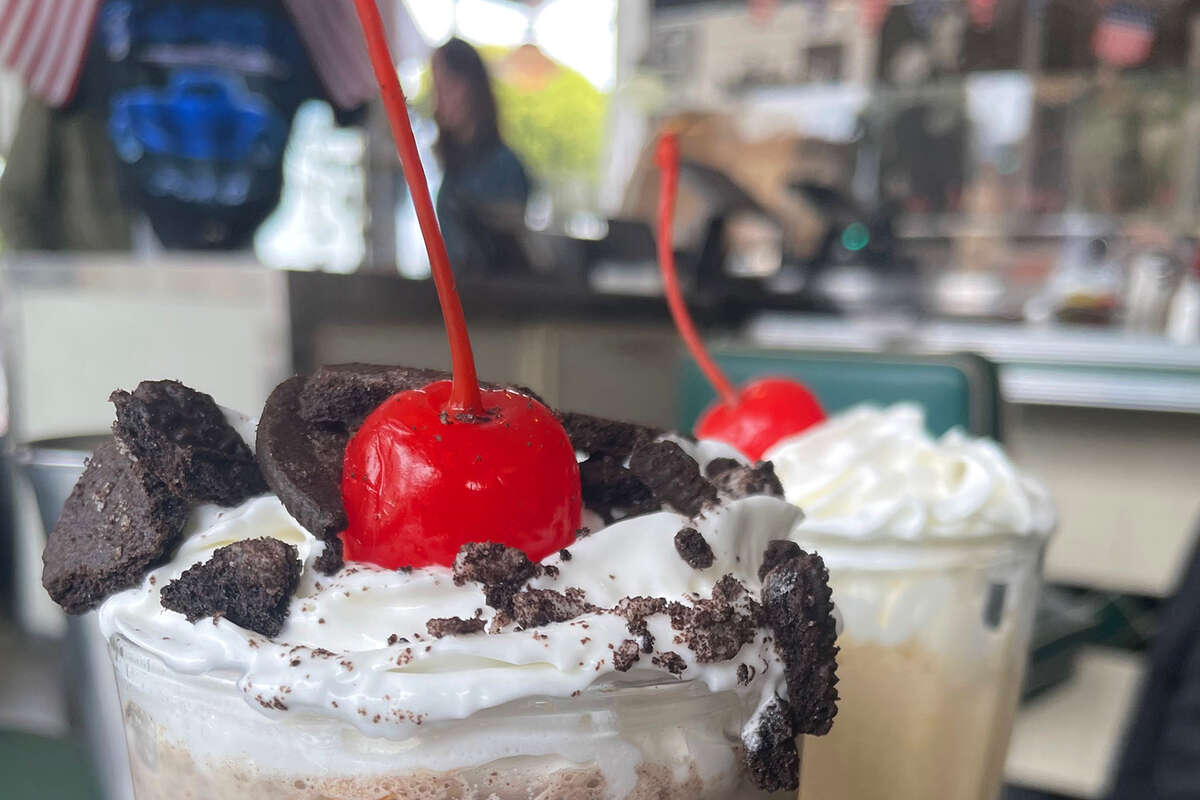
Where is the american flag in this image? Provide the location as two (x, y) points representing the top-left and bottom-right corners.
(1092, 2), (1156, 67)
(0, 0), (384, 110)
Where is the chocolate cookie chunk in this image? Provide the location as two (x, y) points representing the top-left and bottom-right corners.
(578, 454), (657, 523)
(761, 551), (839, 736)
(758, 540), (802, 581)
(511, 587), (594, 628)
(674, 527), (715, 569)
(257, 376), (350, 540)
(298, 363), (449, 429)
(744, 697), (800, 792)
(667, 575), (761, 663)
(160, 537), (301, 637)
(612, 639), (641, 672)
(651, 651), (687, 675)
(453, 542), (543, 612)
(42, 441), (188, 614)
(706, 459), (784, 499)
(111, 380), (266, 506)
(426, 616), (486, 638)
(628, 441), (717, 517)
(559, 412), (661, 459)
(300, 363), (546, 430)
(312, 536), (344, 575)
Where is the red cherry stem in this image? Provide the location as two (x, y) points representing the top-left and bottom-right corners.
(352, 0), (484, 415)
(655, 134), (738, 407)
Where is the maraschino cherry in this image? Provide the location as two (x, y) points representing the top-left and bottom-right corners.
(343, 0), (581, 569)
(655, 133), (825, 461)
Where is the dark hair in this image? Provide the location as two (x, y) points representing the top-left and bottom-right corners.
(433, 38), (501, 172)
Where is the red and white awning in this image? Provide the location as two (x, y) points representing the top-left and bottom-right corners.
(0, 0), (392, 110)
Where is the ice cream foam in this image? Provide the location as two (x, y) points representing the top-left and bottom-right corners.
(765, 404), (1055, 542)
(97, 429), (807, 786)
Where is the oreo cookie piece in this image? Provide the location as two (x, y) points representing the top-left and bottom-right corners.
(298, 363), (449, 429)
(453, 542), (542, 613)
(257, 376), (350, 540)
(43, 441), (188, 614)
(758, 540), (802, 581)
(674, 527), (715, 569)
(612, 639), (641, 672)
(312, 536), (344, 575)
(511, 587), (594, 628)
(558, 412), (661, 459)
(651, 651), (687, 675)
(160, 537), (301, 638)
(628, 441), (717, 517)
(667, 575), (761, 663)
(744, 696), (800, 792)
(706, 459), (784, 499)
(426, 616), (486, 638)
(578, 454), (657, 523)
(300, 363), (547, 431)
(110, 380), (266, 506)
(761, 551), (839, 736)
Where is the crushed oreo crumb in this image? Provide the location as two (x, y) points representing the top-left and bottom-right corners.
(511, 588), (594, 628)
(453, 542), (542, 613)
(42, 440), (188, 614)
(704, 458), (742, 479)
(613, 595), (668, 645)
(558, 412), (661, 459)
(488, 610), (512, 634)
(707, 459), (784, 499)
(297, 364), (449, 428)
(312, 536), (344, 575)
(737, 663), (756, 686)
(426, 616), (486, 638)
(160, 538), (301, 637)
(744, 696), (800, 792)
(578, 454), (657, 523)
(758, 540), (802, 581)
(667, 575), (762, 663)
(651, 651), (687, 675)
(761, 552), (839, 736)
(674, 527), (715, 569)
(628, 441), (717, 517)
(559, 548), (572, 561)
(612, 639), (641, 672)
(110, 380), (267, 506)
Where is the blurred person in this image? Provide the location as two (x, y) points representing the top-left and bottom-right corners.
(432, 38), (530, 275)
(0, 0), (383, 251)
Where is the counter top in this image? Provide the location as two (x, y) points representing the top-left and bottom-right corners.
(747, 313), (1200, 413)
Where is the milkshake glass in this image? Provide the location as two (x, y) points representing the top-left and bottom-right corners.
(767, 405), (1055, 800)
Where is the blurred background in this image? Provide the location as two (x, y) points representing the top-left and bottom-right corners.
(0, 0), (1198, 798)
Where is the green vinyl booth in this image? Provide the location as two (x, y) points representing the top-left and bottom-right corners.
(678, 349), (1003, 441)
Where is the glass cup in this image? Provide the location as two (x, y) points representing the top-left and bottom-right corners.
(795, 533), (1044, 800)
(109, 634), (795, 799)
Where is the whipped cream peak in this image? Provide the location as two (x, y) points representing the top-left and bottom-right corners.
(98, 431), (810, 748)
(765, 404), (1055, 542)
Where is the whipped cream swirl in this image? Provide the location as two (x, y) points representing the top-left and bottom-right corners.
(98, 427), (802, 756)
(766, 405), (1055, 541)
